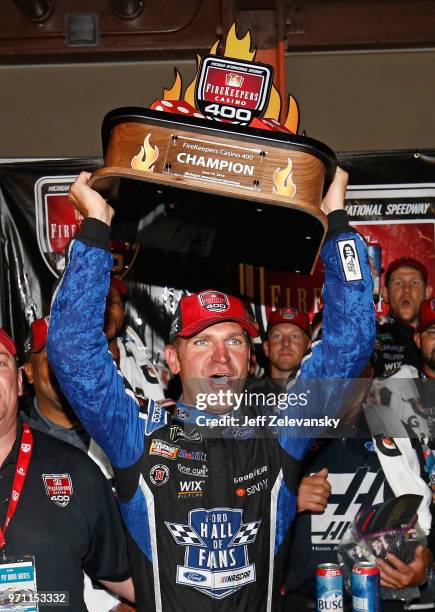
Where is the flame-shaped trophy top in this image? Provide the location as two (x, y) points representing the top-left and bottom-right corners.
(92, 21), (337, 274)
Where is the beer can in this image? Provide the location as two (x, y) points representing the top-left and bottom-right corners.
(367, 244), (382, 303)
(316, 563), (343, 611)
(352, 562), (380, 612)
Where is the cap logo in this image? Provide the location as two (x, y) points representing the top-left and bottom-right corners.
(198, 291), (229, 313)
(279, 308), (297, 320)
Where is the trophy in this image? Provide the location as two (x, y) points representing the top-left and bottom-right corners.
(90, 24), (336, 274)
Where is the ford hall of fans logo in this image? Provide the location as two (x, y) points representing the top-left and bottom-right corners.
(34, 176), (83, 278)
(165, 508), (261, 599)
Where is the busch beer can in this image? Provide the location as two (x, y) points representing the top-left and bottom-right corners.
(352, 562), (380, 612)
(316, 563), (343, 611)
(367, 244), (382, 303)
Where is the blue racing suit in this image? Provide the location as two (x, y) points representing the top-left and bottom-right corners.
(47, 209), (375, 611)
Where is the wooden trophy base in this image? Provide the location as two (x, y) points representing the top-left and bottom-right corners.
(90, 107), (337, 274)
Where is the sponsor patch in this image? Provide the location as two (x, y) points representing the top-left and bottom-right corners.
(145, 400), (169, 436)
(279, 308), (297, 319)
(178, 463), (208, 478)
(178, 480), (206, 498)
(178, 448), (207, 462)
(364, 441), (376, 452)
(150, 464), (170, 486)
(149, 439), (207, 462)
(337, 239), (363, 282)
(375, 435), (401, 457)
(42, 473), (73, 507)
(177, 408), (191, 420)
(198, 291), (229, 313)
(149, 439), (179, 460)
(170, 424), (202, 444)
(166, 508), (261, 598)
(233, 465), (267, 484)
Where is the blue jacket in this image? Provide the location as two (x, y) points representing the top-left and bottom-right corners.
(48, 210), (375, 611)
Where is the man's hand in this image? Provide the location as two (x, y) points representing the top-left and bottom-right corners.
(69, 171), (115, 226)
(320, 167), (349, 215)
(376, 545), (431, 589)
(297, 468), (331, 513)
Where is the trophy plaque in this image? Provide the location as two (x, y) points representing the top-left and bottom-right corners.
(90, 24), (337, 274)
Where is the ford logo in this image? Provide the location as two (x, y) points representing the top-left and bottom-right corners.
(184, 571), (206, 583)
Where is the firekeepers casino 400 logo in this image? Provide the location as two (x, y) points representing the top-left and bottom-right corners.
(34, 176), (83, 278)
(165, 508), (261, 599)
(42, 473), (73, 507)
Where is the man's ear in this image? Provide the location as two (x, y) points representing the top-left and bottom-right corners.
(263, 340), (270, 358)
(305, 337), (312, 353)
(22, 362), (34, 385)
(164, 344), (181, 375)
(414, 332), (421, 350)
(381, 285), (390, 304)
(425, 285), (433, 300)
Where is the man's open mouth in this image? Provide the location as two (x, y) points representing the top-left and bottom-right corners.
(209, 374), (232, 386)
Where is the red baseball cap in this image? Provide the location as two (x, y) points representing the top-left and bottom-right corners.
(419, 298), (435, 333)
(267, 308), (310, 337)
(30, 316), (50, 353)
(385, 257), (428, 286)
(0, 328), (16, 357)
(169, 290), (259, 342)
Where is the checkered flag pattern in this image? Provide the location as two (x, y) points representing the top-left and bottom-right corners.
(230, 520), (261, 545)
(165, 521), (204, 546)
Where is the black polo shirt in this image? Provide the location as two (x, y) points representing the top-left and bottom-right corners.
(0, 422), (130, 611)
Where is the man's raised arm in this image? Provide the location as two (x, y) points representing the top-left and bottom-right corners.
(278, 169), (376, 459)
(296, 167), (376, 381)
(47, 173), (148, 468)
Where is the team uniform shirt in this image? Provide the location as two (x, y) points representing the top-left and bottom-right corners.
(0, 423), (130, 611)
(373, 314), (421, 378)
(47, 210), (375, 612)
(284, 425), (433, 601)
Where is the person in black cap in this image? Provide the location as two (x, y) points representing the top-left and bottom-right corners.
(21, 317), (90, 450)
(373, 257), (432, 377)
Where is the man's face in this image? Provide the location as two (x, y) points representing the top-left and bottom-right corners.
(415, 324), (435, 374)
(264, 322), (310, 377)
(25, 349), (64, 407)
(0, 342), (21, 425)
(165, 322), (249, 413)
(104, 286), (125, 342)
(382, 267), (430, 325)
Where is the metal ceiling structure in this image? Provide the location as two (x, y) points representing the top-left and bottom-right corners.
(1, 0), (434, 63)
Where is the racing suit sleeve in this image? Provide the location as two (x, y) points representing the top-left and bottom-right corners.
(47, 218), (146, 469)
(278, 209), (376, 460)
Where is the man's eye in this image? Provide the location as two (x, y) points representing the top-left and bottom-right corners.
(194, 339), (208, 347)
(227, 338), (242, 346)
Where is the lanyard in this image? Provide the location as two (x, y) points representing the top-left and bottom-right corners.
(0, 424), (33, 549)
